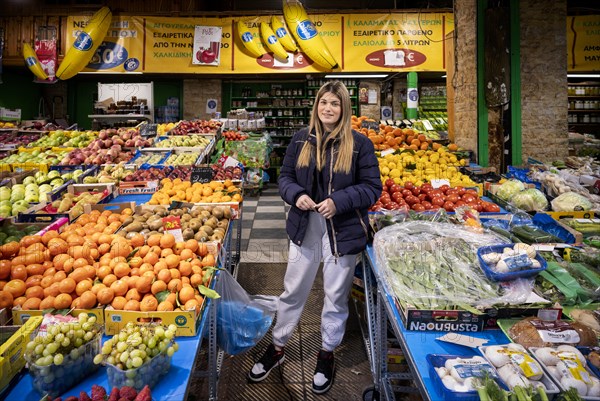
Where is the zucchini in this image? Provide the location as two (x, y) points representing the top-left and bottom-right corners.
(511, 224), (563, 244)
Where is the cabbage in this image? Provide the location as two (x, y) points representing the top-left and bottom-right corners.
(550, 192), (593, 212)
(496, 179), (525, 200)
(510, 188), (549, 211)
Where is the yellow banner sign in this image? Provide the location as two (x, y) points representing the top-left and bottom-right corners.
(233, 15), (342, 73)
(144, 17), (233, 73)
(343, 13), (453, 71)
(66, 15), (144, 73)
(567, 15), (600, 72)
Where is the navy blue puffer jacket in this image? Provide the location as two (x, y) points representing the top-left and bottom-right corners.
(278, 127), (382, 256)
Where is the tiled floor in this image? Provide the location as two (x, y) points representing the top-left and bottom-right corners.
(188, 185), (381, 400)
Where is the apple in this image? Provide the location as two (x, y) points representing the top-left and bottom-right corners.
(23, 176), (37, 186)
(201, 49), (216, 64)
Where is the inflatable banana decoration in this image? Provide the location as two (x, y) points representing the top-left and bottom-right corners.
(270, 15), (297, 53)
(283, 0), (338, 70)
(56, 6), (112, 80)
(236, 20), (265, 59)
(259, 22), (289, 61)
(23, 43), (48, 80)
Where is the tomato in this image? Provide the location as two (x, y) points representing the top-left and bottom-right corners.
(412, 204), (425, 212)
(455, 186), (466, 196)
(389, 184), (402, 194)
(404, 181), (414, 189)
(421, 183), (433, 192)
(465, 189), (479, 197)
(462, 194), (476, 204)
(443, 201), (455, 212)
(429, 189), (444, 198)
(411, 187), (421, 196)
(417, 193), (428, 202)
(455, 200), (466, 208)
(405, 195), (419, 206)
(401, 189), (412, 198)
(447, 194), (460, 203)
(473, 203), (483, 212)
(439, 184), (450, 193)
(421, 201), (432, 210)
(385, 179), (395, 188)
(392, 192), (404, 203)
(431, 197), (445, 207)
(484, 203), (501, 213)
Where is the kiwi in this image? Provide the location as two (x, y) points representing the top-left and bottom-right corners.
(200, 210), (212, 219)
(212, 207), (224, 219)
(154, 207), (168, 217)
(195, 231), (208, 242)
(158, 226), (164, 233)
(189, 219), (202, 231)
(183, 228), (195, 240)
(217, 220), (229, 229)
(147, 218), (163, 231)
(206, 217), (219, 229)
(126, 231), (139, 239)
(191, 209), (202, 218)
(222, 207), (232, 219)
(181, 214), (192, 223)
(201, 225), (214, 236)
(170, 209), (183, 217)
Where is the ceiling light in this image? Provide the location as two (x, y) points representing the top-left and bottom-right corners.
(567, 74), (600, 78)
(324, 74), (388, 79)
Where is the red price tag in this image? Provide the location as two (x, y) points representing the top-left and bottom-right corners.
(162, 216), (183, 243)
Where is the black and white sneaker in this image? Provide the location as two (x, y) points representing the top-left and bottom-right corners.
(312, 350), (335, 394)
(248, 344), (285, 382)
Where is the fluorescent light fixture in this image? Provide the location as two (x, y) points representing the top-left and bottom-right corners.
(441, 75), (447, 78)
(324, 74), (388, 79)
(567, 74), (600, 78)
(79, 71), (143, 74)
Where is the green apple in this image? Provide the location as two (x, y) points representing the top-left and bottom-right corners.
(50, 178), (64, 188)
(24, 194), (39, 203)
(12, 184), (25, 192)
(72, 169), (84, 178)
(35, 174), (48, 184)
(23, 176), (37, 186)
(62, 172), (73, 181)
(25, 183), (39, 191)
(0, 206), (11, 218)
(83, 176), (98, 184)
(48, 170), (61, 180)
(39, 184), (52, 193)
(39, 192), (48, 203)
(0, 200), (11, 208)
(0, 187), (10, 201)
(34, 171), (46, 180)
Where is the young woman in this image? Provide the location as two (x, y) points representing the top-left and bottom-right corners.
(248, 81), (382, 394)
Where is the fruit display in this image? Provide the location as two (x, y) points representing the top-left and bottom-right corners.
(37, 190), (109, 216)
(148, 178), (242, 205)
(44, 384), (152, 401)
(130, 151), (169, 166)
(119, 205), (232, 243)
(60, 145), (134, 166)
(223, 136), (270, 168)
(0, 121), (16, 129)
(377, 148), (474, 188)
(94, 323), (178, 390)
(222, 130), (248, 141)
(167, 119), (221, 135)
(211, 164), (243, 181)
(163, 152), (201, 166)
(0, 132), (41, 147)
(1, 148), (73, 167)
(0, 222), (41, 244)
(24, 314), (102, 397)
(29, 130), (96, 148)
(83, 164), (136, 184)
(121, 167), (172, 182)
(371, 181), (500, 213)
(167, 166), (192, 181)
(157, 122), (178, 136)
(154, 135), (212, 148)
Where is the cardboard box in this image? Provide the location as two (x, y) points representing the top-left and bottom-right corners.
(104, 307), (203, 337)
(118, 180), (159, 195)
(83, 201), (137, 215)
(542, 210), (595, 220)
(0, 108), (22, 122)
(11, 308), (105, 325)
(0, 316), (42, 393)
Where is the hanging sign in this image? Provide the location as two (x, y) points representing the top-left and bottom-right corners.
(35, 26), (58, 82)
(343, 13), (453, 72)
(567, 15), (600, 72)
(191, 166), (213, 183)
(192, 25), (222, 66)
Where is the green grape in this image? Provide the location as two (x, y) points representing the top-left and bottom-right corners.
(61, 337), (70, 348)
(78, 312), (88, 323)
(154, 327), (165, 338)
(168, 324), (177, 333)
(84, 331), (94, 342)
(60, 324), (70, 334)
(107, 356), (116, 365)
(119, 351), (129, 364)
(82, 322), (93, 332)
(88, 316), (97, 324)
(158, 341), (168, 353)
(42, 348), (51, 357)
(55, 333), (65, 343)
(118, 332), (128, 342)
(35, 357), (47, 366)
(46, 342), (59, 354)
(166, 346), (175, 357)
(43, 355), (53, 366)
(173, 342), (179, 352)
(34, 344), (44, 355)
(164, 330), (174, 340)
(147, 337), (157, 349)
(70, 348), (80, 359)
(53, 353), (64, 365)
(102, 345), (112, 355)
(116, 341), (128, 353)
(132, 356), (143, 368)
(26, 341), (36, 352)
(75, 329), (85, 339)
(43, 373), (55, 384)
(93, 354), (104, 365)
(74, 337), (83, 348)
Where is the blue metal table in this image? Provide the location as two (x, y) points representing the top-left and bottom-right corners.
(361, 245), (510, 401)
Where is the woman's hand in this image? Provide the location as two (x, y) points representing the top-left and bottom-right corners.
(316, 198), (336, 219)
(296, 194), (317, 211)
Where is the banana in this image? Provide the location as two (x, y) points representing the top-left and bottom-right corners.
(282, 0), (338, 70)
(22, 43), (49, 80)
(270, 15), (298, 53)
(56, 6), (112, 80)
(259, 22), (289, 61)
(236, 20), (265, 59)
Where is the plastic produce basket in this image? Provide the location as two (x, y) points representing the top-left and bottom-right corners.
(426, 354), (508, 401)
(477, 244), (547, 281)
(106, 344), (173, 391)
(25, 329), (102, 397)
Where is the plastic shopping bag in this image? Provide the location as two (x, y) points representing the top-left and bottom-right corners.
(214, 269), (278, 355)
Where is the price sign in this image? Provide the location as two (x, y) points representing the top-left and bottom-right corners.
(162, 215), (184, 243)
(140, 123), (158, 137)
(191, 166), (213, 183)
(361, 121), (380, 131)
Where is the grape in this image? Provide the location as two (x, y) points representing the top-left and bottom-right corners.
(78, 312), (88, 323)
(53, 353), (64, 365)
(34, 344), (44, 355)
(61, 337), (70, 348)
(93, 354), (104, 365)
(117, 341), (128, 353)
(167, 346), (175, 357)
(132, 356), (143, 368)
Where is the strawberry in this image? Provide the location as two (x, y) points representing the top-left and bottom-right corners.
(79, 391), (92, 401)
(133, 385), (151, 401)
(65, 397), (78, 401)
(107, 387), (120, 401)
(91, 385), (107, 401)
(118, 386), (137, 401)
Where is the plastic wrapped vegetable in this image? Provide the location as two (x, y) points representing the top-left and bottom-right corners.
(550, 191), (593, 212)
(496, 179), (525, 201)
(510, 188), (548, 212)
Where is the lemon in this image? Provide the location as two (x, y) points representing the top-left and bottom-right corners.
(387, 162), (397, 170)
(380, 166), (390, 176)
(389, 169), (401, 178)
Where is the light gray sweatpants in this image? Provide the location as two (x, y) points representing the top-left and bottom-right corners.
(272, 211), (357, 352)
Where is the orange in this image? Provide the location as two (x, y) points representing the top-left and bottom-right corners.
(160, 248), (174, 258)
(110, 280), (129, 297)
(178, 286), (196, 304)
(143, 252), (159, 266)
(160, 233), (176, 249)
(26, 263), (45, 276)
(0, 260), (11, 280)
(76, 279), (93, 296)
(58, 277), (76, 294)
(113, 262), (131, 278)
(197, 243), (208, 257)
(167, 279), (182, 292)
(25, 275), (43, 288)
(22, 297), (42, 310)
(184, 299), (200, 312)
(165, 254), (180, 269)
(179, 249), (194, 261)
(140, 295), (158, 312)
(157, 301), (174, 311)
(25, 285), (44, 300)
(54, 293), (73, 309)
(39, 296), (55, 310)
(4, 279), (26, 298)
(153, 260), (168, 274)
(169, 268), (181, 280)
(151, 280), (167, 295)
(124, 299), (140, 311)
(138, 245), (150, 258)
(111, 296), (127, 310)
(190, 273), (203, 287)
(44, 283), (61, 298)
(47, 238), (68, 256)
(139, 263), (154, 275)
(0, 242), (20, 258)
(178, 261), (192, 277)
(147, 234), (162, 247)
(201, 254), (215, 267)
(184, 239), (199, 253)
(10, 265), (27, 281)
(78, 291), (97, 309)
(69, 268), (88, 284)
(0, 290), (13, 308)
(97, 287), (115, 305)
(125, 288), (142, 302)
(135, 276), (153, 294)
(98, 243), (111, 256)
(96, 265), (112, 280)
(13, 296), (27, 308)
(129, 256), (143, 269)
(130, 234), (145, 248)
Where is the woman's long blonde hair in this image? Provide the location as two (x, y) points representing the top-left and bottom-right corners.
(296, 81), (354, 173)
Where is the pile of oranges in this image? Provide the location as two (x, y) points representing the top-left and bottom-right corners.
(0, 208), (216, 313)
(148, 178), (243, 205)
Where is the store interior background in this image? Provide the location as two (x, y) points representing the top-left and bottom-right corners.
(0, 0), (598, 175)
